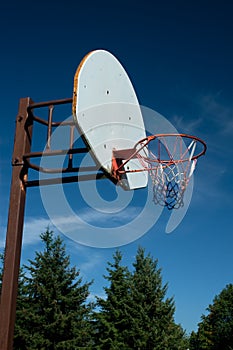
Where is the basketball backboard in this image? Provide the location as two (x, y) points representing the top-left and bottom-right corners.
(72, 49), (148, 190)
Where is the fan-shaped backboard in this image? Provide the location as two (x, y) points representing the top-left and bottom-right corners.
(73, 49), (147, 190)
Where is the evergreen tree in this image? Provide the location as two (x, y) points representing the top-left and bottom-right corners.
(95, 247), (187, 350)
(189, 331), (199, 350)
(127, 247), (187, 350)
(190, 284), (233, 350)
(14, 229), (94, 350)
(95, 250), (131, 349)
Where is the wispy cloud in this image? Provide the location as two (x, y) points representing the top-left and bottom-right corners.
(23, 217), (52, 244)
(171, 92), (233, 139)
(172, 115), (203, 134)
(52, 206), (143, 231)
(79, 253), (103, 274)
(198, 94), (233, 135)
(0, 205), (142, 250)
(0, 217), (52, 250)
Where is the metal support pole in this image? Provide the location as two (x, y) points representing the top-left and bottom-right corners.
(0, 98), (33, 350)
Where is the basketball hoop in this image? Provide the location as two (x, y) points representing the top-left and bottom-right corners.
(112, 134), (207, 210)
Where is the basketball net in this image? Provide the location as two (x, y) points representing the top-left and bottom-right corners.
(134, 134), (204, 210)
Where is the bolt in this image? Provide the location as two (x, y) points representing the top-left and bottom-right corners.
(17, 116), (23, 122)
(13, 157), (20, 164)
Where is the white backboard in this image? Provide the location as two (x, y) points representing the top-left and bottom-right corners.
(73, 49), (148, 190)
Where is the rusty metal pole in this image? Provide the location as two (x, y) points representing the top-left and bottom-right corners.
(0, 97), (33, 350)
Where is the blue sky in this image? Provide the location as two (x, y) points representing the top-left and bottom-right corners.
(0, 0), (233, 334)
